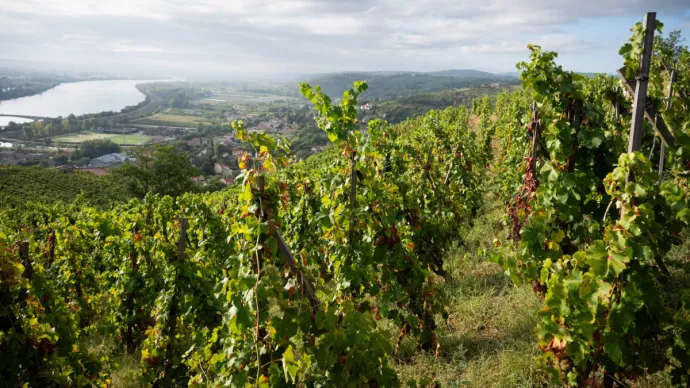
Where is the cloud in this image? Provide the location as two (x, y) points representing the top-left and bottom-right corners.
(0, 0), (688, 75)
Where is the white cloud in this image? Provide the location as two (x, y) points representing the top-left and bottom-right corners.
(0, 0), (688, 75)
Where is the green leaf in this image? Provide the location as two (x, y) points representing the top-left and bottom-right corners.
(282, 345), (298, 383)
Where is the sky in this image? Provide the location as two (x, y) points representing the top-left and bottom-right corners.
(1, 0), (689, 79)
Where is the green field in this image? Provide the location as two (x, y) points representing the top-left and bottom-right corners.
(52, 131), (151, 145)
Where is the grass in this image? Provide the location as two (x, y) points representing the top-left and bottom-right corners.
(146, 113), (209, 123)
(51, 131), (151, 145)
(132, 113), (212, 128)
(390, 192), (550, 387)
(81, 335), (142, 388)
(106, 134), (151, 145)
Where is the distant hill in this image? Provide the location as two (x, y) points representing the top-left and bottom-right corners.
(305, 71), (518, 100)
(427, 69), (499, 78)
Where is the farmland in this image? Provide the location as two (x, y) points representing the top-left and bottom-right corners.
(51, 131), (151, 145)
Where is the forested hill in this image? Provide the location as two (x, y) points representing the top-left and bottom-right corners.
(306, 70), (518, 99)
(426, 69), (500, 78)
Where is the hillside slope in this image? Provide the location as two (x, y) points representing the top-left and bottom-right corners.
(0, 166), (130, 209)
(306, 71), (518, 99)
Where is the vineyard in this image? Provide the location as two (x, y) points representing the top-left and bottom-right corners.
(2, 13), (690, 387)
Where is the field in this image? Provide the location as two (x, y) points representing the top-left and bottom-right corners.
(132, 113), (210, 128)
(201, 90), (301, 104)
(52, 131), (151, 145)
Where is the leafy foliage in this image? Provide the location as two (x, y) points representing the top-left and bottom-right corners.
(490, 21), (690, 386)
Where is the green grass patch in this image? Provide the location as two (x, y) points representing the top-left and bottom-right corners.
(391, 193), (549, 387)
(52, 131), (151, 145)
(132, 118), (200, 128)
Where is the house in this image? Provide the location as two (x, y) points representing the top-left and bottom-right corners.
(490, 82), (500, 88)
(220, 177), (234, 185)
(186, 138), (202, 146)
(359, 103), (372, 111)
(88, 153), (130, 168)
(214, 162), (233, 177)
(190, 176), (205, 183)
(232, 147), (246, 157)
(0, 149), (27, 165)
(256, 122), (271, 131)
(220, 135), (236, 145)
(310, 146), (327, 153)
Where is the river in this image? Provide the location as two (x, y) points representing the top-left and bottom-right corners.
(0, 79), (160, 118)
(0, 116), (34, 127)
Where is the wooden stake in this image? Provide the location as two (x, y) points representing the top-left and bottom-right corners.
(177, 218), (188, 260)
(627, 12), (657, 155)
(350, 153), (357, 212)
(659, 69), (676, 183)
(19, 241), (32, 280)
(274, 230), (320, 309)
(615, 87), (620, 121)
(163, 217), (187, 379)
(617, 68), (675, 148)
(530, 102), (541, 173)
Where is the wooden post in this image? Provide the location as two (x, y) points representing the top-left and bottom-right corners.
(47, 230), (55, 268)
(274, 230), (320, 309)
(421, 145), (433, 192)
(257, 175), (266, 219)
(530, 102), (540, 173)
(615, 87), (620, 121)
(177, 218), (188, 259)
(350, 153), (357, 212)
(126, 222), (139, 353)
(256, 174), (320, 309)
(19, 241), (32, 280)
(659, 69), (676, 183)
(163, 217), (187, 379)
(617, 67), (675, 147)
(444, 161), (453, 186)
(628, 12), (657, 155)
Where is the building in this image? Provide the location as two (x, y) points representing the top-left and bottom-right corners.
(232, 147), (246, 157)
(186, 138), (202, 146)
(220, 177), (235, 185)
(88, 153), (129, 168)
(214, 162), (233, 177)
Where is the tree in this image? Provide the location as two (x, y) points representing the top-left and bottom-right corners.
(655, 29), (686, 72)
(71, 139), (120, 161)
(53, 154), (69, 165)
(113, 145), (200, 198)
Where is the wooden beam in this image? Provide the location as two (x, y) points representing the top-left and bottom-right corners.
(617, 66), (675, 148)
(659, 69), (676, 183)
(275, 230), (320, 309)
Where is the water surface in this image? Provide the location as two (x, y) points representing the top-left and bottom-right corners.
(0, 116), (34, 127)
(0, 80), (157, 118)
